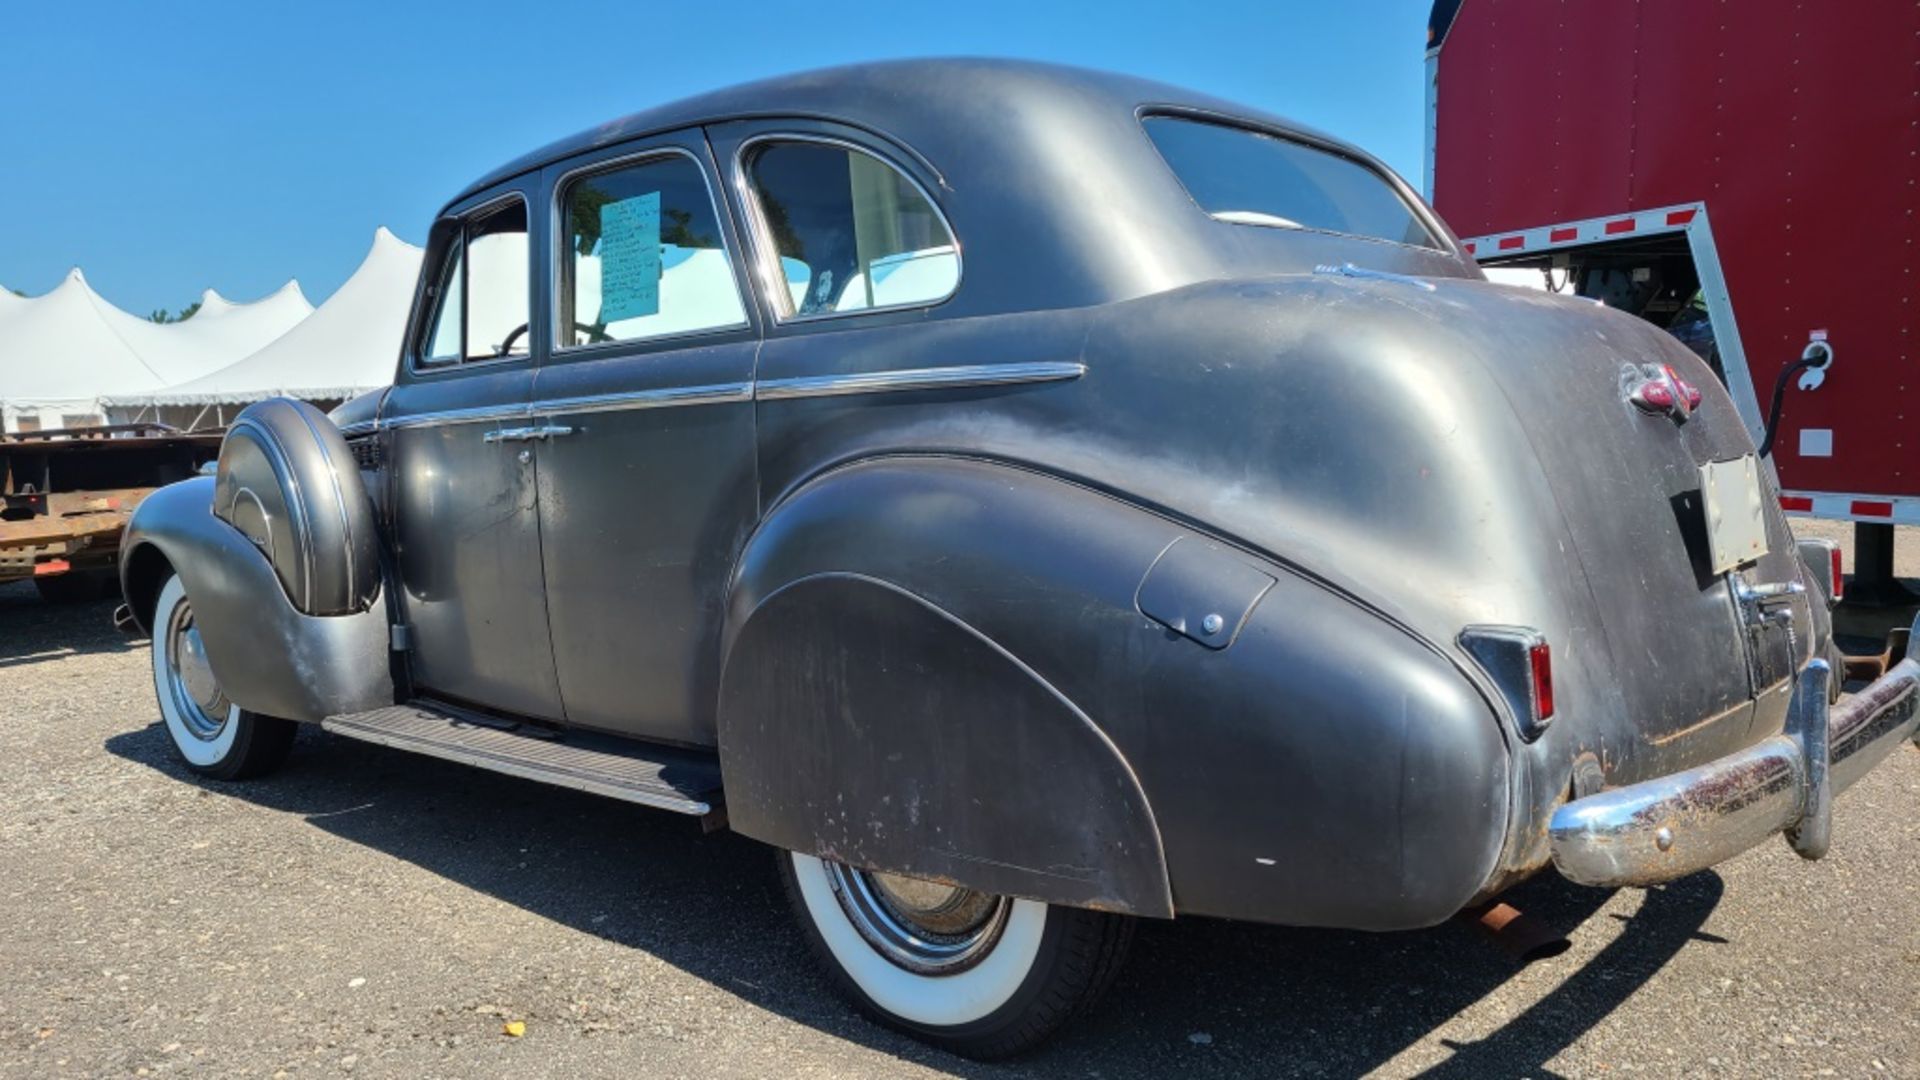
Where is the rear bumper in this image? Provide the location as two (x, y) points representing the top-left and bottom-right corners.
(1549, 618), (1920, 888)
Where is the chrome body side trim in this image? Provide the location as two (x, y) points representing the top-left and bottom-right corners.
(535, 382), (754, 415)
(756, 362), (1086, 402)
(1549, 622), (1920, 888)
(382, 403), (533, 432)
(337, 419), (379, 438)
(371, 383), (755, 433)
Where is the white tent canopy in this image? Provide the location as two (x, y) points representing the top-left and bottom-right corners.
(0, 268), (310, 431)
(115, 228), (422, 410)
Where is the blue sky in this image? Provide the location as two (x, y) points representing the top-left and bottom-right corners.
(0, 0), (1433, 315)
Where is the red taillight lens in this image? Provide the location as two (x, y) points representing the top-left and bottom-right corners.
(1632, 380), (1676, 412)
(1528, 641), (1554, 721)
(1663, 365), (1703, 410)
(1831, 545), (1844, 603)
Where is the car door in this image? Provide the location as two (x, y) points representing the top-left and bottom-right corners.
(383, 181), (566, 722)
(529, 130), (762, 745)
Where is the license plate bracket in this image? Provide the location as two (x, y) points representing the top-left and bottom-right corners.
(1701, 456), (1767, 574)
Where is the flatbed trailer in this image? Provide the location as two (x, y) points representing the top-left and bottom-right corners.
(1425, 0), (1920, 601)
(1, 425), (220, 601)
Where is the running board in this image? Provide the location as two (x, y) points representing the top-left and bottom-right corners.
(321, 702), (723, 817)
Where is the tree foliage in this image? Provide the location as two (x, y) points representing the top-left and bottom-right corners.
(147, 301), (201, 324)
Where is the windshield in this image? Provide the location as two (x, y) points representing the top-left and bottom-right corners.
(1144, 115), (1440, 250)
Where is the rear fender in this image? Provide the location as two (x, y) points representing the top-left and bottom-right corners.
(719, 457), (1176, 917)
(720, 571), (1170, 915)
(718, 456), (1510, 929)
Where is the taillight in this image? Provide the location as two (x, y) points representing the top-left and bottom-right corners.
(1831, 545), (1844, 603)
(1459, 626), (1556, 741)
(1631, 379), (1676, 413)
(1664, 364), (1703, 410)
(1528, 641), (1555, 722)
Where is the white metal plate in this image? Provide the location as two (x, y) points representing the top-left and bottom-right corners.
(1702, 456), (1767, 574)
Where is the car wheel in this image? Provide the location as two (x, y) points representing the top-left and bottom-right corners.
(779, 850), (1133, 1059)
(150, 574), (296, 780)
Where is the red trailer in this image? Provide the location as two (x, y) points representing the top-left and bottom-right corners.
(1425, 0), (1920, 600)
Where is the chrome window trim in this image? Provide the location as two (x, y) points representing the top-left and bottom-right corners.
(407, 190), (538, 379)
(731, 131), (962, 326)
(549, 145), (751, 357)
(755, 361), (1084, 402)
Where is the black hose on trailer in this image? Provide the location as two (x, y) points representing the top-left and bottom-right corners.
(1758, 356), (1820, 458)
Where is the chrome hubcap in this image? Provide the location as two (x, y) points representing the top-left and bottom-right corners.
(164, 599), (230, 741)
(825, 862), (1011, 974)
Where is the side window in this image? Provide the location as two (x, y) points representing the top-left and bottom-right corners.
(560, 153), (746, 348)
(415, 197), (531, 368)
(422, 246), (463, 363)
(744, 140), (958, 318)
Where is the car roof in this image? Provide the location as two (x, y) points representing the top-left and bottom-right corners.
(451, 58), (1353, 206)
(445, 58), (1464, 316)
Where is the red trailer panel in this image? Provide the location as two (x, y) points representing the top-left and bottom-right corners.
(1428, 0), (1920, 521)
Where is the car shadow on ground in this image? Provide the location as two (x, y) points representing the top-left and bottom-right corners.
(103, 718), (1726, 1079)
(0, 581), (138, 669)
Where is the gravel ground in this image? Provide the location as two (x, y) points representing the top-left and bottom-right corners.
(3, 535), (1919, 1078)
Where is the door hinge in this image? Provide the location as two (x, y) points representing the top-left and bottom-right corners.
(390, 624), (413, 653)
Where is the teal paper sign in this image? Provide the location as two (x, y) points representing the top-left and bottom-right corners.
(598, 192), (661, 321)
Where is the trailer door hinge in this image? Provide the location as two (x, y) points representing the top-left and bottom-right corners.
(390, 624), (413, 652)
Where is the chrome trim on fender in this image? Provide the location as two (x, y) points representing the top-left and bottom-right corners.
(755, 362), (1087, 402)
(337, 420), (379, 438)
(1549, 624), (1920, 889)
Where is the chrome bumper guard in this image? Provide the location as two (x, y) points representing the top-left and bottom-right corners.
(1550, 618), (1920, 888)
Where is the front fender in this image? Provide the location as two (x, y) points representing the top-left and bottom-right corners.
(719, 457), (1511, 929)
(121, 477), (393, 722)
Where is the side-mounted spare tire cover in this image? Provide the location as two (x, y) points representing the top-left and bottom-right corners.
(213, 397), (380, 616)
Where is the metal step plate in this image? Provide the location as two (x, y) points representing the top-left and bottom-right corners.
(321, 702), (722, 816)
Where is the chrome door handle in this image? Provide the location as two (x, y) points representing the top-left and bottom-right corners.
(483, 425), (575, 443)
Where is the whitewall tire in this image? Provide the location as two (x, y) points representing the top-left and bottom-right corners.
(150, 574), (296, 780)
(780, 850), (1133, 1058)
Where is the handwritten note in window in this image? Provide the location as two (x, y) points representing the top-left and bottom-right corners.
(598, 192), (661, 321)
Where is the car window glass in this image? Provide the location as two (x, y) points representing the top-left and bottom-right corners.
(422, 245), (464, 364)
(561, 154), (745, 347)
(465, 200), (530, 360)
(1143, 115), (1439, 249)
(745, 140), (958, 317)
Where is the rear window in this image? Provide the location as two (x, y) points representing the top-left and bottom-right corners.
(1143, 115), (1439, 249)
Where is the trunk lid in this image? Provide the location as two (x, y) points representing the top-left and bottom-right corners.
(1437, 280), (1811, 771)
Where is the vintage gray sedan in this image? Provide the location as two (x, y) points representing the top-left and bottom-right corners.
(119, 59), (1920, 1058)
